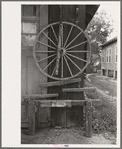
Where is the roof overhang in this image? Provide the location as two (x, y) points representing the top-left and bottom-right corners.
(100, 37), (117, 48)
(85, 5), (100, 28)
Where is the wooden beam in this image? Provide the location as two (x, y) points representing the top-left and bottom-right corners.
(21, 16), (39, 22)
(40, 78), (81, 87)
(23, 93), (59, 99)
(85, 101), (92, 137)
(33, 99), (100, 103)
(28, 100), (35, 135)
(34, 100), (84, 107)
(21, 121), (28, 128)
(33, 100), (88, 102)
(62, 87), (96, 92)
(33, 100), (100, 107)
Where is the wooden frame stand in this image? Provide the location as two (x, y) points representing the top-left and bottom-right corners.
(27, 99), (98, 137)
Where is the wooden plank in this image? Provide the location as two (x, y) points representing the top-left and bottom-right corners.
(23, 93), (59, 99)
(85, 101), (92, 137)
(33, 100), (86, 102)
(40, 78), (81, 87)
(21, 122), (28, 128)
(62, 87), (96, 92)
(33, 99), (100, 103)
(21, 16), (40, 22)
(65, 5), (85, 127)
(28, 100), (35, 135)
(33, 100), (98, 107)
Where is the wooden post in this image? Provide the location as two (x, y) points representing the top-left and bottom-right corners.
(85, 101), (92, 137)
(35, 102), (40, 129)
(28, 99), (35, 135)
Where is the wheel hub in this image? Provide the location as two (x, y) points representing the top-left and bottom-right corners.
(60, 48), (66, 56)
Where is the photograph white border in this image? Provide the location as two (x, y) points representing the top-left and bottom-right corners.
(2, 1), (121, 148)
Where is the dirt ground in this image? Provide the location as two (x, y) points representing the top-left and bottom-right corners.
(21, 71), (117, 144)
(21, 127), (115, 144)
(87, 71), (117, 97)
(85, 71), (117, 115)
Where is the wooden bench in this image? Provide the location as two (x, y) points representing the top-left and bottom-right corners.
(24, 97), (100, 137)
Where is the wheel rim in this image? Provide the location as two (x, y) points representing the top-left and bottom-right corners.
(33, 21), (91, 80)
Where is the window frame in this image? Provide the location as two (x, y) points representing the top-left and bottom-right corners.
(21, 5), (40, 49)
(106, 48), (112, 63)
(106, 49), (109, 63)
(108, 48), (112, 63)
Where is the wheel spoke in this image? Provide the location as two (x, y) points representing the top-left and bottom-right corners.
(65, 32), (82, 49)
(51, 25), (58, 42)
(61, 56), (63, 78)
(64, 55), (73, 77)
(37, 54), (56, 63)
(64, 25), (73, 47)
(51, 66), (56, 76)
(43, 57), (56, 71)
(66, 40), (87, 51)
(35, 50), (56, 53)
(37, 40), (56, 50)
(67, 51), (89, 53)
(65, 54), (82, 71)
(66, 53), (87, 63)
(42, 31), (57, 47)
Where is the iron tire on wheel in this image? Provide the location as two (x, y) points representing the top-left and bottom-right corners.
(33, 21), (91, 80)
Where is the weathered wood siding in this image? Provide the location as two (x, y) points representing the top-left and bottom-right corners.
(21, 5), (50, 127)
(21, 5), (98, 128)
(48, 5), (86, 126)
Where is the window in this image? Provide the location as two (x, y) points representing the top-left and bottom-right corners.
(21, 5), (39, 47)
(102, 50), (104, 62)
(115, 46), (117, 62)
(106, 48), (111, 63)
(109, 48), (111, 63)
(106, 49), (109, 62)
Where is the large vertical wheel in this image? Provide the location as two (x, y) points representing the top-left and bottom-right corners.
(33, 22), (91, 80)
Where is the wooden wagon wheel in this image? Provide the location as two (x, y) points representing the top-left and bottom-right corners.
(33, 21), (91, 80)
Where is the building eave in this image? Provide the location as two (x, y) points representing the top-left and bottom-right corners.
(100, 37), (117, 48)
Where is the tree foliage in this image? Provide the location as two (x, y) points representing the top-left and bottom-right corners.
(85, 10), (114, 54)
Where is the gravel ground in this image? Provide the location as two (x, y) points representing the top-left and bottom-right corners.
(21, 127), (113, 144)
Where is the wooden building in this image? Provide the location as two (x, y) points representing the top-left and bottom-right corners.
(101, 37), (117, 78)
(21, 5), (99, 129)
